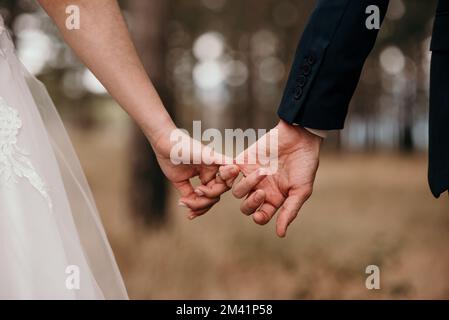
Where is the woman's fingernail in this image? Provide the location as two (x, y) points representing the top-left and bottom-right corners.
(194, 189), (205, 196)
(257, 168), (269, 176)
(179, 201), (187, 207)
(188, 214), (196, 220)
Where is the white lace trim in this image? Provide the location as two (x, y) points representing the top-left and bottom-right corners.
(0, 96), (52, 210)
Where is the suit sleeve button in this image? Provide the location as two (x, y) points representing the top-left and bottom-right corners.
(296, 75), (307, 87)
(301, 64), (311, 75)
(294, 87), (303, 100)
(307, 54), (316, 65)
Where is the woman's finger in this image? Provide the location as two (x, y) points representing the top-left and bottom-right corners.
(199, 166), (218, 185)
(179, 195), (220, 211)
(218, 165), (240, 185)
(195, 181), (230, 198)
(194, 165), (240, 196)
(186, 207), (212, 220)
(173, 180), (195, 198)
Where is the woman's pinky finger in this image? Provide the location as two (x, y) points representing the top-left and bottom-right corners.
(187, 207), (212, 220)
(179, 195), (220, 211)
(195, 182), (229, 198)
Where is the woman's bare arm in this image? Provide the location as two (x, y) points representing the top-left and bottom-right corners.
(38, 0), (174, 146)
(37, 0), (240, 216)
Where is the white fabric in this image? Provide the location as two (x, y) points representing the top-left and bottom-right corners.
(0, 17), (128, 299)
(292, 122), (328, 138)
(305, 127), (328, 139)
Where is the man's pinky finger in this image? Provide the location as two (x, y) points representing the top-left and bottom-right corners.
(275, 195), (304, 238)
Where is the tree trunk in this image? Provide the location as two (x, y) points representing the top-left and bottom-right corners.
(126, 0), (173, 225)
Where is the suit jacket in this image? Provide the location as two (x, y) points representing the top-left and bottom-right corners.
(278, 0), (449, 198)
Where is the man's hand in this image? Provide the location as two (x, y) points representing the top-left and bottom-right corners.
(221, 120), (322, 237)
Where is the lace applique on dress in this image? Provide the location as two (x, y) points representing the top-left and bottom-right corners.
(0, 96), (53, 210)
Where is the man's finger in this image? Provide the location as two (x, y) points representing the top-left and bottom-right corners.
(218, 165), (240, 182)
(252, 202), (278, 225)
(275, 193), (308, 238)
(194, 166), (238, 197)
(240, 190), (265, 215)
(232, 168), (268, 199)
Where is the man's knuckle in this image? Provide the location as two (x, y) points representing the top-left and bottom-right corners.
(233, 188), (244, 199)
(301, 186), (313, 199)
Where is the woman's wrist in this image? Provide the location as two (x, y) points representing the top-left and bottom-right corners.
(143, 116), (175, 140)
(140, 113), (176, 156)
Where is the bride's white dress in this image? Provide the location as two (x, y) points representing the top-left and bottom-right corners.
(0, 18), (128, 299)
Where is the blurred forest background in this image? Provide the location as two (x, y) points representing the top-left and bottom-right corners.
(0, 0), (448, 299)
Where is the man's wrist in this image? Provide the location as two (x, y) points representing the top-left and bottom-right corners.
(304, 127), (327, 139)
(290, 122), (327, 139)
(276, 119), (323, 145)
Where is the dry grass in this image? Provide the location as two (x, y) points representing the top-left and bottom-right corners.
(70, 120), (449, 300)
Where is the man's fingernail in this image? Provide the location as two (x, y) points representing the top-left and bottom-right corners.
(255, 191), (263, 201)
(194, 189), (205, 196)
(281, 228), (287, 237)
(179, 201), (187, 207)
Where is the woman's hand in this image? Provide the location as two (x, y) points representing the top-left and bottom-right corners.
(150, 128), (240, 219)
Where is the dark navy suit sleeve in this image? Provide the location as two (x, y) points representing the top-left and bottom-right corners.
(277, 0), (389, 130)
(428, 0), (449, 197)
